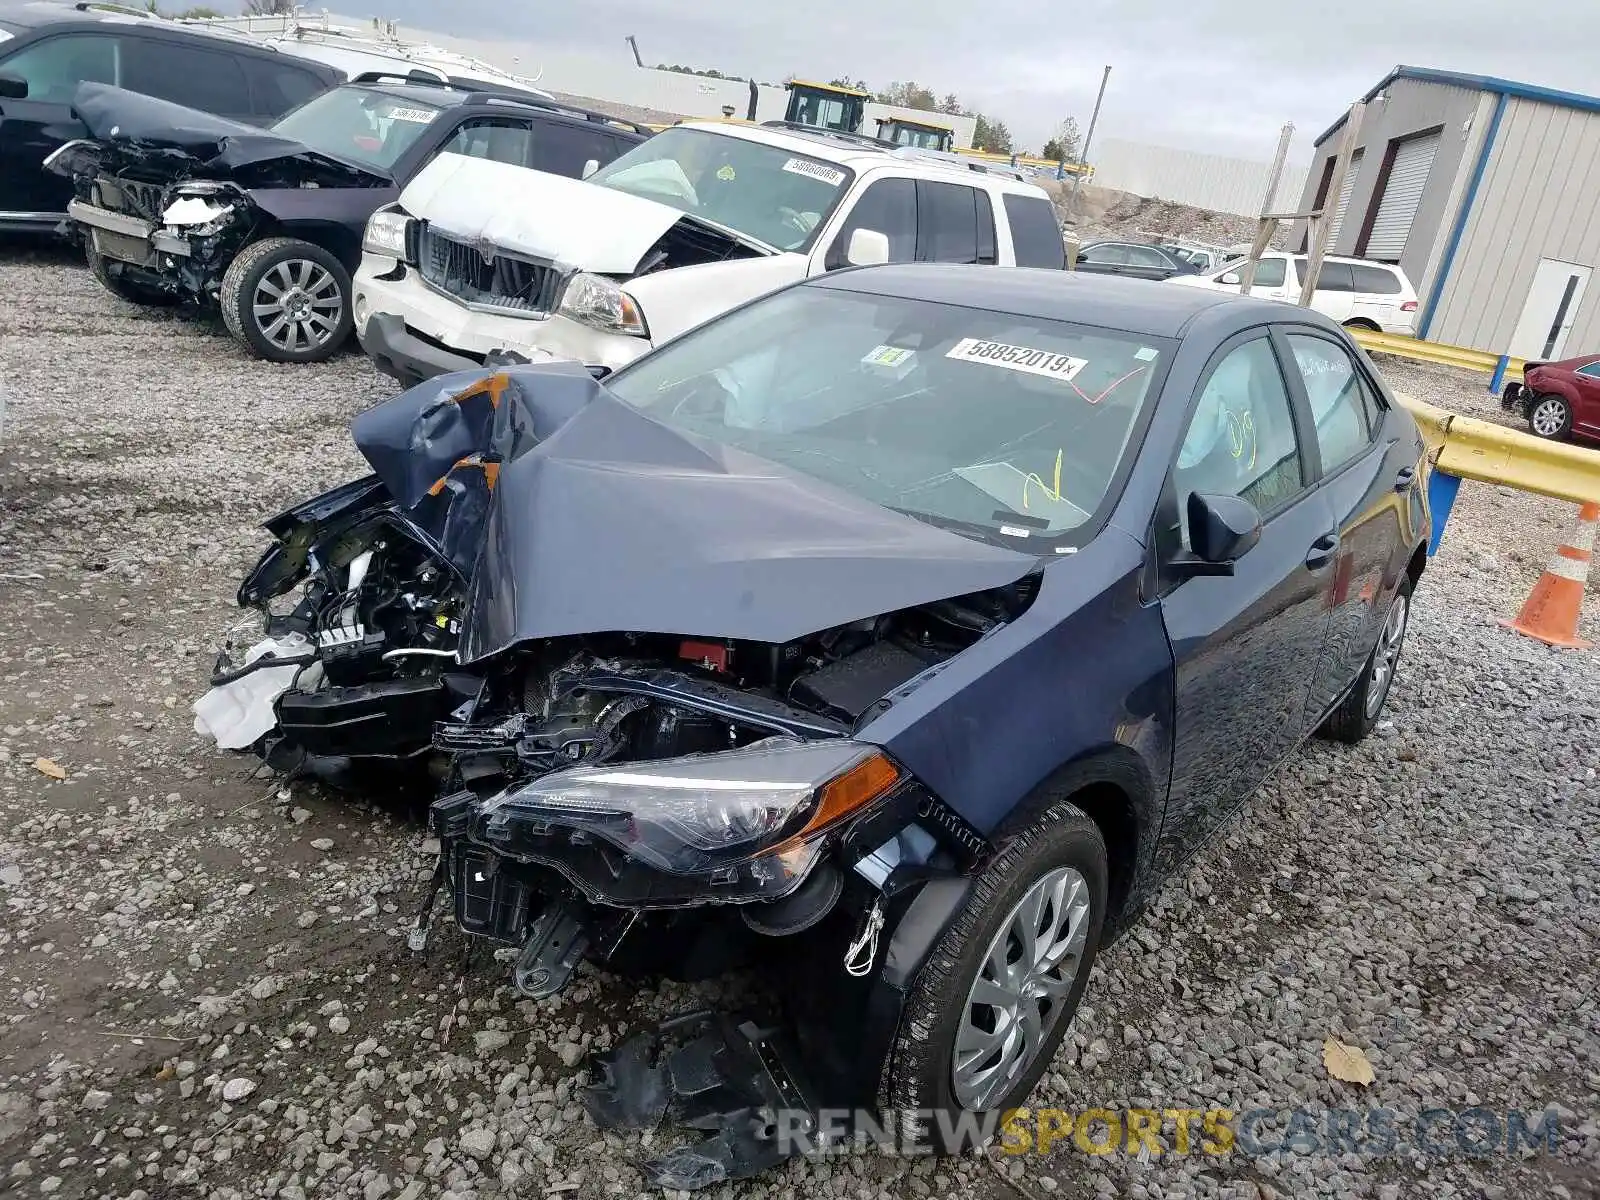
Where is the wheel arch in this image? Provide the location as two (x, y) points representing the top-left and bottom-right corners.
(1341, 317), (1382, 332)
(1001, 745), (1156, 929)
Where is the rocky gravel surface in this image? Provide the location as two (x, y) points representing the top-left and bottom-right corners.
(1, 245), (1596, 1200)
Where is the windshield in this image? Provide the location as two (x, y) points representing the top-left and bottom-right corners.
(587, 127), (853, 251)
(606, 284), (1169, 546)
(270, 87), (444, 172)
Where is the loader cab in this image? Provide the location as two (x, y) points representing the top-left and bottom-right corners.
(784, 80), (868, 133)
(876, 118), (954, 153)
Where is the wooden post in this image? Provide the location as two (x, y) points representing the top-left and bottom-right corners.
(1299, 101), (1365, 307)
(1238, 121), (1294, 296)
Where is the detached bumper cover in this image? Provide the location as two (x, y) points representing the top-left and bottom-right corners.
(584, 1011), (818, 1190)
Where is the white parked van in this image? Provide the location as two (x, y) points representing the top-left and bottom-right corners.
(1168, 252), (1418, 334)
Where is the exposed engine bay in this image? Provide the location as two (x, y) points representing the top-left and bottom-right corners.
(195, 365), (1044, 1186)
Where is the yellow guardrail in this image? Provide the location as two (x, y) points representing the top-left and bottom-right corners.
(1393, 393), (1600, 506)
(1351, 329), (1524, 384)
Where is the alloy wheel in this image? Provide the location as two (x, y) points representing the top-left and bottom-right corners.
(253, 259), (343, 355)
(1531, 397), (1568, 438)
(951, 866), (1092, 1110)
(1365, 591), (1409, 718)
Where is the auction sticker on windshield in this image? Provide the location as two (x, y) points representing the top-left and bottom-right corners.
(387, 107), (438, 124)
(782, 158), (846, 186)
(946, 338), (1088, 382)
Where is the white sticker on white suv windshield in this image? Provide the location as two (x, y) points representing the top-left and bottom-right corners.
(782, 158), (846, 186)
(945, 338), (1088, 383)
(387, 106), (439, 124)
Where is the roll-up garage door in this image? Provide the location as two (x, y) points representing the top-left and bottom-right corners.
(1363, 132), (1440, 260)
(1325, 150), (1363, 249)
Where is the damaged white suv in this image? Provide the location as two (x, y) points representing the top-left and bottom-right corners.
(351, 121), (1069, 384)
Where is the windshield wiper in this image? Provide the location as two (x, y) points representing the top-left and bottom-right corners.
(885, 506), (1048, 547)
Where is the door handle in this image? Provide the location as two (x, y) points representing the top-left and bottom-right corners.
(1305, 532), (1340, 570)
(1394, 465), (1416, 492)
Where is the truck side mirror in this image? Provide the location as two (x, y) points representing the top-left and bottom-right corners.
(0, 73), (28, 100)
(845, 227), (890, 267)
(581, 158), (600, 180)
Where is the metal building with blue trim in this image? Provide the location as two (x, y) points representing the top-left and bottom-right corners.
(1293, 66), (1600, 362)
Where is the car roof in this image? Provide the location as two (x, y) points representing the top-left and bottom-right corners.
(332, 81), (646, 134)
(813, 263), (1297, 339)
(0, 1), (337, 65)
(1262, 250), (1406, 271)
(671, 119), (1048, 192)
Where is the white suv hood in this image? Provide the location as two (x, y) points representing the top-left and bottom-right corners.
(399, 152), (688, 275)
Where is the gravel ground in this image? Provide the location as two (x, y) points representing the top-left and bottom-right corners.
(1, 246), (1596, 1200)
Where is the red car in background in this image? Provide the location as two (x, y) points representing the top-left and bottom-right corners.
(1502, 353), (1600, 444)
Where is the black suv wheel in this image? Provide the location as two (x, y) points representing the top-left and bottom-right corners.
(220, 237), (352, 363)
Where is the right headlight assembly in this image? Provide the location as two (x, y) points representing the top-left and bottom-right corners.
(556, 271), (648, 337)
(362, 208), (415, 263)
(477, 737), (901, 893)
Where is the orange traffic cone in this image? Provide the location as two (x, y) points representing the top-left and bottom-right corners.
(1499, 502), (1598, 649)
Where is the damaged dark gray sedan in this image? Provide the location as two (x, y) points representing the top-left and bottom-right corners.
(195, 266), (1430, 1187)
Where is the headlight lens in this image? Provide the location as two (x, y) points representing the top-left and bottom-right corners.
(363, 209), (414, 261)
(557, 271), (647, 337)
(481, 737), (899, 876)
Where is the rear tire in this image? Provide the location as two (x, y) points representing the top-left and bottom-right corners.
(1341, 318), (1381, 332)
(86, 243), (179, 307)
(1318, 579), (1410, 744)
(879, 794), (1108, 1130)
(220, 236), (352, 364)
(1526, 393), (1573, 441)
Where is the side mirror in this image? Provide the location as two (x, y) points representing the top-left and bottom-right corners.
(581, 158), (600, 180)
(1171, 492), (1262, 576)
(0, 73), (28, 100)
(845, 227), (890, 267)
(1220, 271), (1242, 285)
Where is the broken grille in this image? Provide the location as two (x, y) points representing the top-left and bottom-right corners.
(94, 176), (165, 221)
(417, 227), (562, 316)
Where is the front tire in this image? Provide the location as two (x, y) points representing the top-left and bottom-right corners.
(220, 236), (352, 363)
(1319, 579), (1411, 744)
(1526, 393), (1573, 441)
(880, 796), (1107, 1125)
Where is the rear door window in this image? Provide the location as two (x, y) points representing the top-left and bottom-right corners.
(1003, 192), (1067, 268)
(1286, 334), (1376, 471)
(1348, 263), (1403, 295)
(121, 38), (252, 118)
(531, 121), (623, 178)
(974, 190), (997, 265)
(915, 180), (981, 263)
(240, 56), (327, 117)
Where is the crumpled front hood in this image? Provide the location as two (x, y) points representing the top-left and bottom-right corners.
(399, 153), (703, 275)
(351, 366), (1039, 662)
(67, 83), (384, 182)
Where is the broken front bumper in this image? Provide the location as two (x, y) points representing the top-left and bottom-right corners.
(69, 198), (194, 269)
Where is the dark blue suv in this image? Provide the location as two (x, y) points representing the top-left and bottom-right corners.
(198, 265), (1429, 1185)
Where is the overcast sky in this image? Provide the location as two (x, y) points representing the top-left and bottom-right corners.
(345, 0), (1592, 160)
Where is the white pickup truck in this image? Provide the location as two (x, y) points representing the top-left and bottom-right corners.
(350, 120), (1069, 384)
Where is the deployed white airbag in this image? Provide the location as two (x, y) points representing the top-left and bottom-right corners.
(192, 634), (312, 750)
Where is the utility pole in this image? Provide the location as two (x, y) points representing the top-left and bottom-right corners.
(1299, 101), (1365, 306)
(1065, 65), (1111, 226)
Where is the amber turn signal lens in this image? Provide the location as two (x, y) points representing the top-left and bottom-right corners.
(798, 751), (900, 838)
